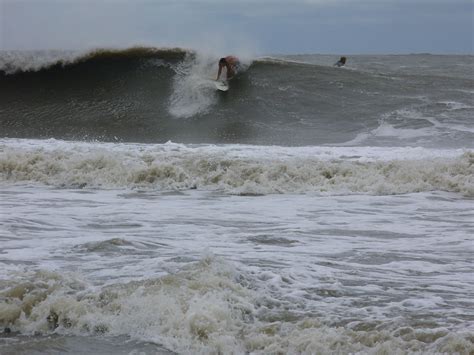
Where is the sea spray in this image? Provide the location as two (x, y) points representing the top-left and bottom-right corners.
(168, 52), (219, 118)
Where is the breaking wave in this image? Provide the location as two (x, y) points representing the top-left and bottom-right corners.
(1, 139), (472, 196)
(1, 47), (473, 148)
(1, 256), (472, 354)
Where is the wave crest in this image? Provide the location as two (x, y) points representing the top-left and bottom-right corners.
(0, 46), (191, 74)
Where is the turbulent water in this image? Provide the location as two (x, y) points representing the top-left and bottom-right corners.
(0, 47), (473, 354)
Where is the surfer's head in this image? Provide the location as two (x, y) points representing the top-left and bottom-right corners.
(219, 58), (227, 66)
(340, 56), (346, 64)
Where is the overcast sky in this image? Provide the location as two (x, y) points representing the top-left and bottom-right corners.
(1, 0), (472, 54)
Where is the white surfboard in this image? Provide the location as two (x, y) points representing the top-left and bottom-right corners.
(215, 81), (229, 92)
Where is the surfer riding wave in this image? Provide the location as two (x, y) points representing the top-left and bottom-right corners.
(216, 56), (240, 81)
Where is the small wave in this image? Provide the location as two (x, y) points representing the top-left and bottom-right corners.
(345, 105), (474, 146)
(437, 101), (473, 111)
(76, 238), (134, 253)
(251, 56), (330, 71)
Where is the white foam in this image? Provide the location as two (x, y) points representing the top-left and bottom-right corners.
(438, 101), (473, 111)
(1, 256), (472, 354)
(372, 122), (433, 139)
(1, 138), (472, 196)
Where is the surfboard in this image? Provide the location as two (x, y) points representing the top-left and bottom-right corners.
(215, 81), (229, 92)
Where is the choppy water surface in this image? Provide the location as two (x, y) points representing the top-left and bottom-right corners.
(1, 186), (473, 354)
(1, 49), (473, 354)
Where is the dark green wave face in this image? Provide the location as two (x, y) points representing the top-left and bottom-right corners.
(1, 48), (473, 147)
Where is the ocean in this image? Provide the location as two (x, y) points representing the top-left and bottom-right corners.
(0, 48), (473, 354)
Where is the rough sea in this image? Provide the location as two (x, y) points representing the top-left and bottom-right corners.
(0, 48), (473, 354)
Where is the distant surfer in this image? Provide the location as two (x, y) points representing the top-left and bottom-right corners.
(334, 56), (347, 67)
(216, 56), (240, 80)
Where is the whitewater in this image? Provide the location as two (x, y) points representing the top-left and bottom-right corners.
(0, 48), (473, 354)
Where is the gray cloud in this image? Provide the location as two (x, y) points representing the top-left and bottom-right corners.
(1, 0), (472, 54)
